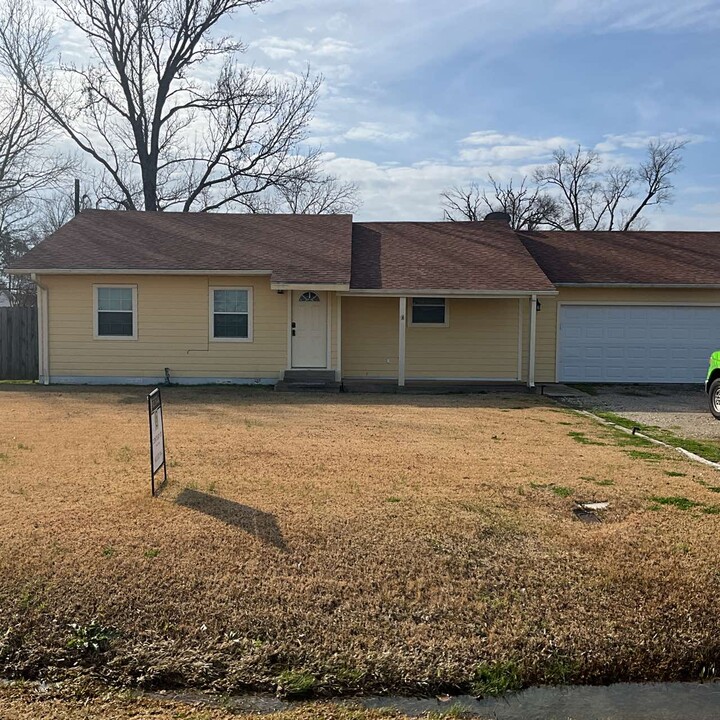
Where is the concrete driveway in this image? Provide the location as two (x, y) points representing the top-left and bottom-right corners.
(565, 384), (720, 441)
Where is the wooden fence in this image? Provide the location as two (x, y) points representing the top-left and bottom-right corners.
(0, 307), (38, 380)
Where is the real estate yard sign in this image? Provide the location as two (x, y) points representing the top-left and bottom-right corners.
(148, 388), (167, 495)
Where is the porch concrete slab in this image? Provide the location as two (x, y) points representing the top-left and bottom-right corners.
(537, 383), (592, 398)
(342, 380), (529, 395)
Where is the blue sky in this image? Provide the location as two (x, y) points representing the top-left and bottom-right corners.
(232, 0), (720, 226)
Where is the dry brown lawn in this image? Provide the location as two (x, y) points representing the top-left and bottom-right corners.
(1, 386), (720, 697)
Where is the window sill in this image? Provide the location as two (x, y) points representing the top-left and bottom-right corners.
(210, 337), (254, 343)
(93, 335), (138, 341)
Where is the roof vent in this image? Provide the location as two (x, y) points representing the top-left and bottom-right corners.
(484, 212), (511, 224)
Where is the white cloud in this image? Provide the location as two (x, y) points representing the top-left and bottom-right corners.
(344, 122), (415, 143)
(459, 131), (576, 163)
(595, 131), (705, 153)
(250, 36), (357, 61)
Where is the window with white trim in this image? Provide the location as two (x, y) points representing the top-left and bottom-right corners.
(95, 286), (136, 338)
(211, 287), (252, 341)
(410, 297), (447, 326)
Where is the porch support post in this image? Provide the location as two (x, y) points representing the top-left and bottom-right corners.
(32, 273), (50, 385)
(528, 293), (537, 389)
(286, 291), (292, 371)
(335, 295), (342, 382)
(516, 298), (523, 381)
(398, 296), (407, 387)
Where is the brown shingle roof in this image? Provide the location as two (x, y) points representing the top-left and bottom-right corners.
(520, 230), (720, 285)
(17, 211), (718, 291)
(351, 222), (556, 292)
(9, 210), (353, 285)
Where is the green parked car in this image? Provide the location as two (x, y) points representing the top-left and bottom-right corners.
(707, 351), (720, 419)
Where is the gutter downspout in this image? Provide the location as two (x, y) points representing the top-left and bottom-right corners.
(528, 293), (537, 389)
(31, 274), (50, 385)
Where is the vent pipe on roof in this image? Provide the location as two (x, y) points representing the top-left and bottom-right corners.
(484, 211), (511, 224)
(74, 179), (81, 216)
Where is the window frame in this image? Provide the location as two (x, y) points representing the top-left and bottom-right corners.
(408, 296), (449, 327)
(209, 286), (254, 343)
(93, 284), (138, 341)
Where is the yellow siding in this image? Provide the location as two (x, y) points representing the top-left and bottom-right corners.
(41, 274), (289, 380)
(45, 275), (716, 385)
(406, 298), (520, 379)
(342, 296), (521, 379)
(342, 297), (398, 377)
(533, 287), (720, 384)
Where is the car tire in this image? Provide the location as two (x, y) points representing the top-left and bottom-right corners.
(709, 378), (720, 420)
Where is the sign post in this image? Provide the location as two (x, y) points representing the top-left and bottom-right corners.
(147, 388), (167, 496)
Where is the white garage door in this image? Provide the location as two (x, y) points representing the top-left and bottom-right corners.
(558, 305), (720, 383)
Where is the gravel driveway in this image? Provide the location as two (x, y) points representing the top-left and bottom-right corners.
(566, 384), (720, 441)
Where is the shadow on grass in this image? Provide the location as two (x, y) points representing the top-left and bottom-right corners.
(175, 488), (286, 551)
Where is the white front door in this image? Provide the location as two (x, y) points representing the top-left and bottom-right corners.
(291, 291), (327, 368)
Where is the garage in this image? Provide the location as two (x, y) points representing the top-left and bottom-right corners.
(557, 304), (720, 383)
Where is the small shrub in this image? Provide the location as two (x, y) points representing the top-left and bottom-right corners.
(102, 546), (115, 558)
(543, 657), (580, 684)
(471, 661), (523, 697)
(67, 622), (115, 653)
(276, 670), (316, 698)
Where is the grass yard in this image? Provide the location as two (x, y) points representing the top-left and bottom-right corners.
(0, 686), (430, 720)
(1, 386), (720, 698)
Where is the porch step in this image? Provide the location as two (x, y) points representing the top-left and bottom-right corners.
(277, 369), (340, 392)
(283, 370), (337, 383)
(275, 381), (341, 393)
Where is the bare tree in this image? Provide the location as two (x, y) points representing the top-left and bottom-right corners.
(443, 140), (687, 231)
(0, 0), (344, 213)
(274, 170), (359, 214)
(441, 182), (484, 222)
(620, 139), (687, 230)
(533, 140), (687, 230)
(0, 40), (74, 305)
(0, 190), (85, 306)
(442, 177), (559, 230)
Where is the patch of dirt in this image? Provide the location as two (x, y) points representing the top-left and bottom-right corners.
(1, 386), (720, 695)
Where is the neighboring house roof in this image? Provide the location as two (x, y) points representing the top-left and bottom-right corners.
(351, 222), (557, 293)
(519, 231), (720, 286)
(9, 210), (353, 286)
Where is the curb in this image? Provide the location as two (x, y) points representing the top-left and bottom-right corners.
(574, 408), (720, 471)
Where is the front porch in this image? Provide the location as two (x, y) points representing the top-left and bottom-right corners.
(341, 379), (530, 394)
(336, 293), (546, 390)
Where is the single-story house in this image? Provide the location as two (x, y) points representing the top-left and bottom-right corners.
(8, 210), (720, 387)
